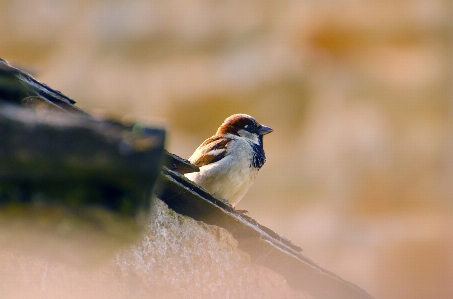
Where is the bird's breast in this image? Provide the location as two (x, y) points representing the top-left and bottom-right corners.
(185, 139), (260, 206)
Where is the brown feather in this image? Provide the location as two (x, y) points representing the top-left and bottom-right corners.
(216, 115), (254, 136)
(189, 136), (231, 167)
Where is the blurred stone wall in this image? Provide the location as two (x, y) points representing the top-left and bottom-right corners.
(1, 1), (452, 298)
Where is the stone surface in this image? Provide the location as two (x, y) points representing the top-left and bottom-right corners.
(118, 199), (311, 299)
(0, 199), (311, 299)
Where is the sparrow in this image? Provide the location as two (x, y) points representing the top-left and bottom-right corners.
(184, 114), (273, 208)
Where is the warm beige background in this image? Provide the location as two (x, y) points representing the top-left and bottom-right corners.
(1, 1), (453, 298)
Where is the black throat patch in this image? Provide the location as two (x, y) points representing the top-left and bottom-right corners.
(250, 136), (266, 169)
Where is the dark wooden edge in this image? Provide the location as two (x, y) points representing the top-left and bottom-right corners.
(163, 151), (200, 174)
(0, 58), (87, 114)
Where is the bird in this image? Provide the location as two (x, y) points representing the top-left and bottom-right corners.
(184, 114), (273, 209)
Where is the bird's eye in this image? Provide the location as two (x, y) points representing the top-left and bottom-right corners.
(244, 125), (249, 129)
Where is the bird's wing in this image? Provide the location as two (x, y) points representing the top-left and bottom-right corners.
(188, 136), (232, 167)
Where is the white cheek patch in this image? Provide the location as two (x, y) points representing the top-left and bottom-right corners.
(238, 129), (259, 144)
(205, 148), (226, 156)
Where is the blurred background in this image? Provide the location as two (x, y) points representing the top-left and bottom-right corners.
(1, 0), (453, 298)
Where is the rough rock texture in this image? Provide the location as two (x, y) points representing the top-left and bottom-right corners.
(0, 199), (311, 299)
(117, 199), (311, 299)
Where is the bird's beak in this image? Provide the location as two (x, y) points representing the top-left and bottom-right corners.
(259, 125), (274, 135)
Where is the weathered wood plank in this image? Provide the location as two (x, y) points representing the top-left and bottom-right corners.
(0, 103), (165, 217)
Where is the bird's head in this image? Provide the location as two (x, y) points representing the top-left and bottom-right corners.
(216, 114), (273, 144)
